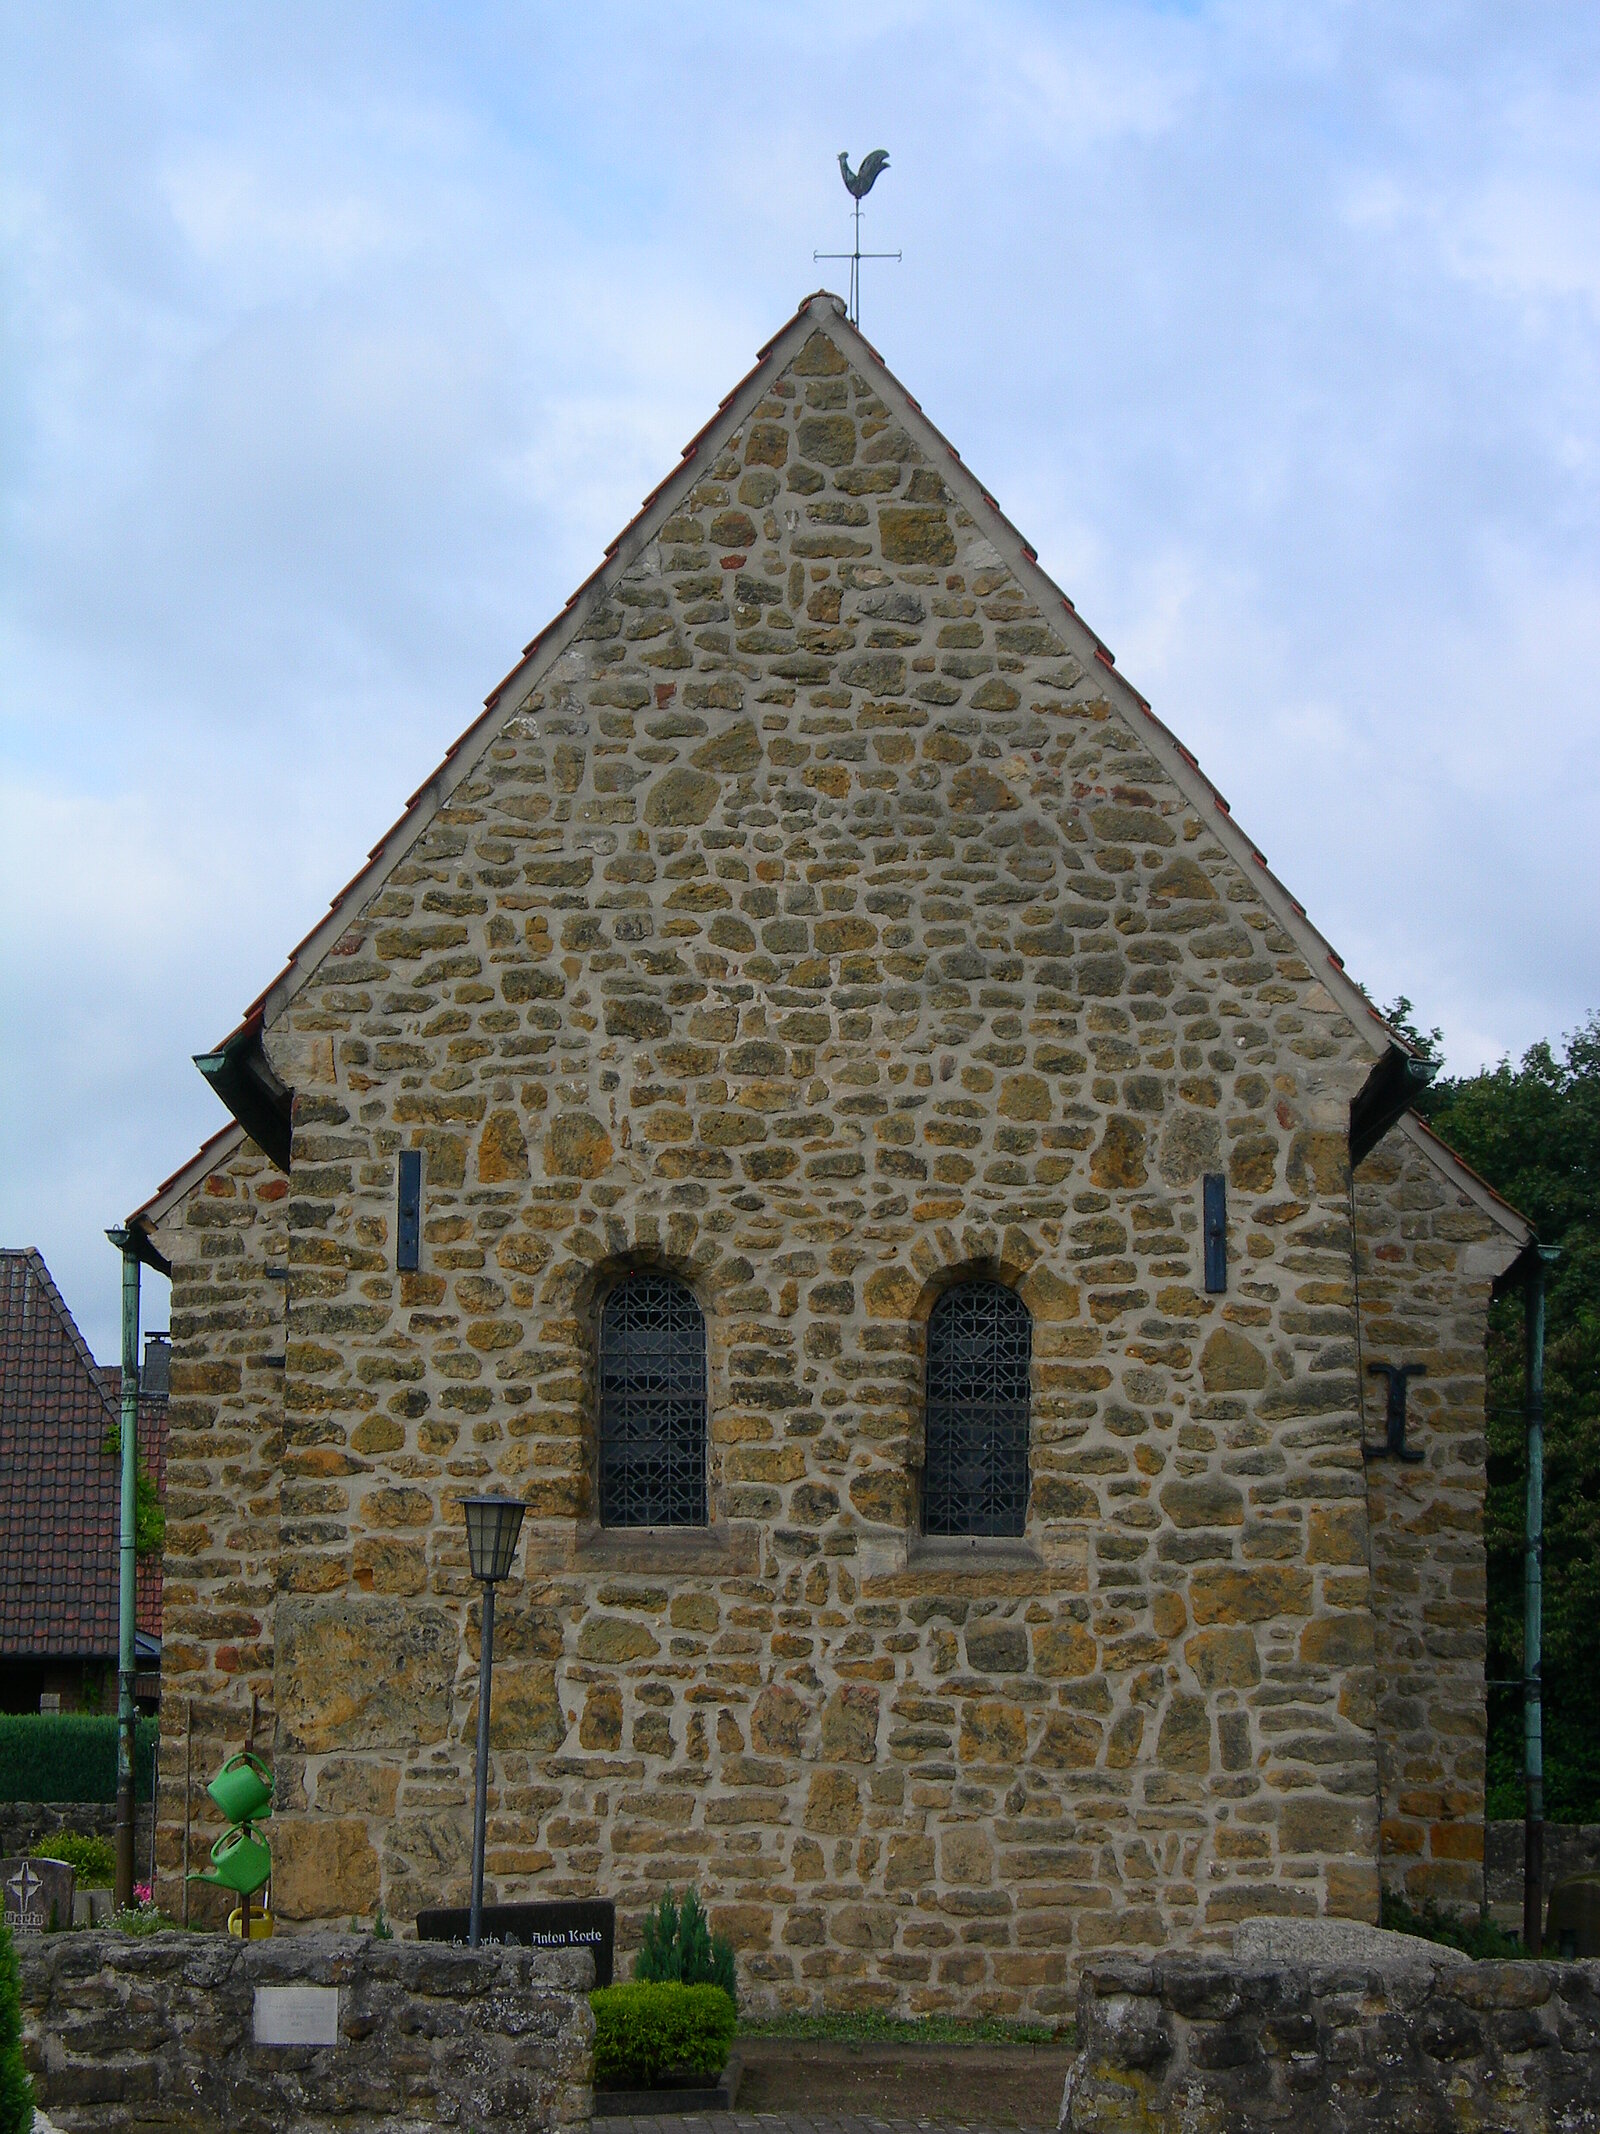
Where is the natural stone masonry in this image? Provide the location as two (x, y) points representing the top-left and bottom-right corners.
(140, 1125), (286, 1919)
(19, 1929), (592, 2133)
(134, 296), (1531, 2015)
(1356, 1114), (1522, 1913)
(1062, 1939), (1600, 2132)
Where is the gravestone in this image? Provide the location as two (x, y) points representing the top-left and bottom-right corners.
(1546, 1874), (1600, 1959)
(2, 1857), (74, 1935)
(415, 1897), (614, 1985)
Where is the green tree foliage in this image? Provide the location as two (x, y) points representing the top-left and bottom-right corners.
(99, 1419), (166, 1558)
(0, 1916), (33, 2134)
(633, 1888), (738, 2007)
(1398, 1004), (1600, 1821)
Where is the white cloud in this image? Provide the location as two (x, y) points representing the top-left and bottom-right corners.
(3, 0), (1598, 1350)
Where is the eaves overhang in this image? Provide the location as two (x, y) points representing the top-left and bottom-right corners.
(1350, 1048), (1438, 1169)
(193, 1017), (291, 1173)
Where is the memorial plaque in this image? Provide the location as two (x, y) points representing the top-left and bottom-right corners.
(2, 1857), (74, 1936)
(415, 1897), (614, 1984)
(253, 1986), (341, 2047)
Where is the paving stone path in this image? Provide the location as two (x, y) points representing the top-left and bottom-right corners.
(595, 2117), (1052, 2134)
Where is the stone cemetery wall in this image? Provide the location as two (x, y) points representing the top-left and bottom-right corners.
(1355, 1118), (1514, 1913)
(146, 307), (1515, 2012)
(1061, 1932), (1600, 2132)
(0, 1799), (150, 1861)
(1488, 1821), (1600, 1927)
(19, 1928), (593, 2134)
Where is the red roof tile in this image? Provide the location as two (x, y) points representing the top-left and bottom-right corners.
(0, 1249), (165, 1659)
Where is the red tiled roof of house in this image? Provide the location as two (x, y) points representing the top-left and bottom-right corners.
(0, 1249), (165, 1658)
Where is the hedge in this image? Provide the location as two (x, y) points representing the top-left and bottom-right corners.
(590, 1981), (736, 2090)
(0, 1716), (158, 1803)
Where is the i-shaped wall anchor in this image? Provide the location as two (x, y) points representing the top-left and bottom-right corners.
(1363, 1362), (1427, 1462)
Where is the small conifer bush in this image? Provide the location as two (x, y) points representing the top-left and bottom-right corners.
(0, 1917), (33, 2134)
(633, 1887), (737, 2006)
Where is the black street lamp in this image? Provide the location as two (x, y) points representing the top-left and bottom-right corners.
(462, 1495), (527, 1947)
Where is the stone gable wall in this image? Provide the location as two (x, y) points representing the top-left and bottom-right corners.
(146, 323), (1498, 2013)
(1355, 1125), (1512, 1913)
(149, 1133), (285, 1919)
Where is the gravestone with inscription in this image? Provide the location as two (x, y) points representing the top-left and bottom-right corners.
(2, 1857), (74, 1935)
(415, 1897), (614, 1985)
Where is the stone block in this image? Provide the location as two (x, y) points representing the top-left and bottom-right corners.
(278, 1599), (456, 1751)
(273, 1816), (381, 1919)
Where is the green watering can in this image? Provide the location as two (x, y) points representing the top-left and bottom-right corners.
(192, 1823), (273, 1899)
(207, 1751), (274, 1825)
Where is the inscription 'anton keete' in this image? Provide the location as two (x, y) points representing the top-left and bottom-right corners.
(416, 1899), (614, 1986)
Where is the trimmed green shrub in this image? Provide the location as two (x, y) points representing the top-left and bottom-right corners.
(590, 1981), (735, 2090)
(33, 1832), (114, 1887)
(634, 1887), (737, 2006)
(0, 1917), (33, 2134)
(0, 1716), (157, 1803)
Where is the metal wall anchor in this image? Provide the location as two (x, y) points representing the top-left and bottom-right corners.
(1363, 1361), (1427, 1462)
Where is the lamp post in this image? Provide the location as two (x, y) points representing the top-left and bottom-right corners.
(462, 1495), (526, 1948)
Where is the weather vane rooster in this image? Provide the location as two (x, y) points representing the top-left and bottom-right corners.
(838, 149), (890, 200)
(816, 149), (899, 326)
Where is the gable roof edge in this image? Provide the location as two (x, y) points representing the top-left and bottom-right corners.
(822, 318), (1395, 1064)
(126, 1121), (251, 1275)
(1392, 1110), (1535, 1251)
(232, 293), (850, 1044)
(218, 290), (1395, 1071)
(0, 1245), (118, 1417)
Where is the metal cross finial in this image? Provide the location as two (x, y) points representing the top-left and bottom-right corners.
(816, 148), (901, 326)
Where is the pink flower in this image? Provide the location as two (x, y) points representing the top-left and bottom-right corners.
(134, 1881), (153, 1907)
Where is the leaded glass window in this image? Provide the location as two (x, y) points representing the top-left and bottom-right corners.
(922, 1281), (1032, 1538)
(598, 1273), (707, 1528)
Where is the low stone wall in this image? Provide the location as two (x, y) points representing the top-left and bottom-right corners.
(1062, 1925), (1600, 2132)
(0, 1799), (152, 1863)
(1488, 1819), (1600, 1922)
(20, 1930), (593, 2133)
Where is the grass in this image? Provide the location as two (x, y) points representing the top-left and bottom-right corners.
(739, 2010), (1069, 2047)
(108, 1907), (175, 1937)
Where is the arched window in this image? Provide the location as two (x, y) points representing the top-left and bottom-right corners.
(922, 1280), (1032, 1538)
(598, 1272), (708, 1528)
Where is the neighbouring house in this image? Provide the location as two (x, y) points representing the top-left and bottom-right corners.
(0, 1248), (167, 1713)
(127, 292), (1537, 2016)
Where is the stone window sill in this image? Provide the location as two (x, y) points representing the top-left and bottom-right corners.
(904, 1533), (1045, 1573)
(570, 1521), (758, 1576)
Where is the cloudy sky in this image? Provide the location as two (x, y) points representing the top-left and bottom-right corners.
(4, 2), (1597, 1357)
